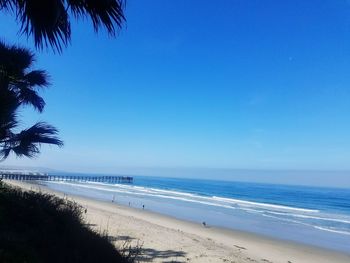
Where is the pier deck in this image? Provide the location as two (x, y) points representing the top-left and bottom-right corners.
(0, 173), (133, 184)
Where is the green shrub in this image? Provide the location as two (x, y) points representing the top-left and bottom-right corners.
(0, 181), (128, 263)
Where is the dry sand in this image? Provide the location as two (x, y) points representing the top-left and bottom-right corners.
(4, 180), (350, 263)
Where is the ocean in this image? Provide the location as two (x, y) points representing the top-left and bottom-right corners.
(41, 174), (350, 253)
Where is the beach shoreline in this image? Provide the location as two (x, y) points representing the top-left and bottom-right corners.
(4, 180), (350, 263)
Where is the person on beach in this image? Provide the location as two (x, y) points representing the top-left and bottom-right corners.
(142, 204), (145, 209)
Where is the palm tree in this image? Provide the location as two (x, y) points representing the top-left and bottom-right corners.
(0, 41), (63, 160)
(0, 0), (125, 52)
(0, 1), (125, 157)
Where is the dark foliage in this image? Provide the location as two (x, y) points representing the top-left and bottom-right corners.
(0, 41), (63, 160)
(0, 182), (128, 263)
(0, 0), (126, 52)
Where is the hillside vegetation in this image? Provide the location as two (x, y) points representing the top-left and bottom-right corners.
(0, 181), (129, 263)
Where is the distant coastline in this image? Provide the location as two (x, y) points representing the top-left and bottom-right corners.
(2, 165), (350, 188)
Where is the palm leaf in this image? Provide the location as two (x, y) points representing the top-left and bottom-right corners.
(24, 70), (50, 87)
(1, 122), (63, 159)
(2, 0), (125, 52)
(0, 41), (62, 160)
(16, 0), (70, 52)
(17, 122), (63, 146)
(68, 0), (125, 34)
(0, 148), (11, 160)
(0, 89), (19, 139)
(0, 0), (13, 10)
(17, 86), (46, 112)
(0, 41), (34, 77)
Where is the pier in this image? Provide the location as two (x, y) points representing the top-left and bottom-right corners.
(0, 173), (133, 184)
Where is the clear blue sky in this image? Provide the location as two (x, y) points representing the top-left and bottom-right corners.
(1, 1), (350, 185)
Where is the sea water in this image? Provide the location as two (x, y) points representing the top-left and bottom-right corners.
(42, 175), (350, 253)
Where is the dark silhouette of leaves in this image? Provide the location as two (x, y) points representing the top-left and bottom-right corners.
(0, 42), (62, 160)
(2, 122), (63, 159)
(0, 0), (126, 52)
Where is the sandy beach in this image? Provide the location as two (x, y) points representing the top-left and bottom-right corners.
(4, 180), (350, 263)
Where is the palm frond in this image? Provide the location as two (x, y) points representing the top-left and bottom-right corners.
(18, 122), (63, 146)
(0, 0), (13, 10)
(0, 41), (62, 160)
(0, 119), (17, 143)
(0, 40), (34, 77)
(1, 122), (63, 159)
(0, 148), (11, 160)
(2, 0), (125, 52)
(68, 0), (125, 34)
(11, 143), (40, 158)
(16, 0), (70, 52)
(0, 89), (20, 138)
(24, 70), (50, 87)
(17, 86), (45, 112)
(0, 42), (48, 112)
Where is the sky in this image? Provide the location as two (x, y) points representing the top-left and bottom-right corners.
(1, 1), (350, 186)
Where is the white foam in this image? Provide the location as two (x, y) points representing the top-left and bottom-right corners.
(212, 196), (319, 213)
(313, 226), (350, 236)
(261, 213), (350, 236)
(48, 181), (319, 214)
(112, 184), (198, 197)
(46, 181), (350, 237)
(47, 181), (239, 209)
(111, 184), (318, 213)
(264, 211), (350, 224)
